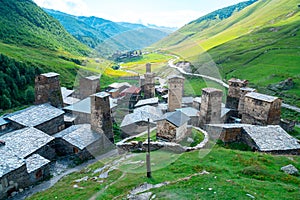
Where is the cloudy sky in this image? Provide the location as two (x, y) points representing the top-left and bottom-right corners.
(33, 0), (247, 27)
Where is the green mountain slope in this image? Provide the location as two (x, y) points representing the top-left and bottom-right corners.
(44, 9), (169, 57)
(0, 0), (92, 110)
(154, 0), (300, 106)
(0, 0), (90, 55)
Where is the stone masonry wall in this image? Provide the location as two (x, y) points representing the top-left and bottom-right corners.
(36, 115), (65, 135)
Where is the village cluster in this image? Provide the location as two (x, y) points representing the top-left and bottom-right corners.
(0, 63), (299, 199)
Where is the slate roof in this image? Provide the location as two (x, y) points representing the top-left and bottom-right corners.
(63, 97), (81, 106)
(243, 125), (300, 151)
(221, 107), (231, 118)
(157, 110), (190, 127)
(182, 97), (194, 104)
(26, 154), (50, 173)
(55, 124), (101, 150)
(176, 107), (199, 117)
(6, 104), (64, 127)
(121, 106), (163, 127)
(245, 92), (278, 103)
(135, 97), (159, 108)
(64, 97), (117, 114)
(0, 127), (55, 159)
(0, 147), (25, 178)
(109, 82), (131, 89)
(61, 87), (74, 98)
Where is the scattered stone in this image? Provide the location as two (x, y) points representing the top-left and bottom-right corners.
(246, 193), (255, 199)
(128, 192), (153, 200)
(73, 184), (84, 189)
(99, 171), (109, 179)
(93, 166), (107, 174)
(208, 188), (213, 191)
(187, 137), (194, 143)
(9, 181), (14, 185)
(74, 176), (88, 183)
(19, 188), (24, 193)
(281, 164), (299, 175)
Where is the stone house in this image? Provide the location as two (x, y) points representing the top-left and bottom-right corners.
(242, 92), (282, 125)
(0, 148), (29, 200)
(5, 103), (65, 135)
(119, 86), (142, 109)
(176, 107), (200, 127)
(206, 124), (300, 154)
(156, 110), (190, 142)
(26, 154), (51, 185)
(0, 127), (56, 160)
(120, 105), (163, 138)
(0, 127), (54, 199)
(54, 124), (109, 160)
(182, 97), (194, 108)
(237, 87), (256, 116)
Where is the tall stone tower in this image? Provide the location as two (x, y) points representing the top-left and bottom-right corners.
(238, 87), (256, 116)
(35, 72), (63, 108)
(90, 92), (114, 143)
(144, 63), (155, 99)
(225, 78), (248, 110)
(79, 76), (100, 99)
(168, 75), (185, 112)
(199, 88), (223, 128)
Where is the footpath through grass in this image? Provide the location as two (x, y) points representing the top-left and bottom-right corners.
(28, 146), (300, 200)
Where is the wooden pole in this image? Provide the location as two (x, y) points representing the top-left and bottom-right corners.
(146, 118), (151, 178)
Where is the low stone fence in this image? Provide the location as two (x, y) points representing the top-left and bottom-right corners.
(116, 127), (209, 153)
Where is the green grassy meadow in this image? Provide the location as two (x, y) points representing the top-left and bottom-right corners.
(28, 146), (300, 200)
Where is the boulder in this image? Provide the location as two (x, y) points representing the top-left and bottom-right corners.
(281, 164), (299, 175)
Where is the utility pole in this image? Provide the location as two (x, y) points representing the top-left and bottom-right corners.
(146, 118), (151, 178)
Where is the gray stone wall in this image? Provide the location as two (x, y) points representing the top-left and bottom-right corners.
(28, 164), (50, 185)
(199, 88), (223, 128)
(168, 77), (185, 112)
(156, 120), (177, 142)
(226, 79), (247, 110)
(242, 97), (281, 125)
(0, 165), (30, 199)
(91, 95), (114, 143)
(144, 73), (155, 99)
(36, 115), (65, 135)
(35, 74), (63, 108)
(79, 77), (100, 99)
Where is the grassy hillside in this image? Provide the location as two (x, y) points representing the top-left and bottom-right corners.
(45, 9), (169, 57)
(28, 146), (300, 199)
(0, 0), (93, 110)
(153, 0), (300, 106)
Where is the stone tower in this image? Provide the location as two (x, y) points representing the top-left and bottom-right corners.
(79, 76), (100, 99)
(91, 92), (114, 143)
(168, 75), (185, 112)
(144, 63), (155, 99)
(35, 72), (63, 108)
(199, 88), (223, 128)
(238, 87), (256, 116)
(241, 92), (282, 126)
(225, 78), (248, 110)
